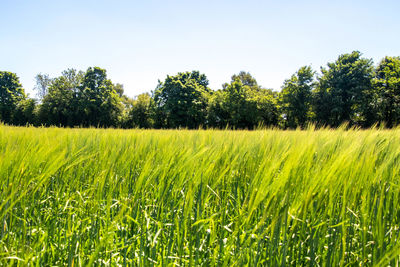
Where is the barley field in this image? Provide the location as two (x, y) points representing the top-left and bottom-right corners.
(1, 126), (400, 266)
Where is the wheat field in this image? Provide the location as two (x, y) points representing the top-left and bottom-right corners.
(1, 126), (400, 266)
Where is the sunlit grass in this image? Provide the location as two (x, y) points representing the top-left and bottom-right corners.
(1, 125), (400, 266)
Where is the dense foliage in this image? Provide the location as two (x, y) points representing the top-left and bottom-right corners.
(313, 51), (375, 127)
(153, 71), (211, 129)
(1, 126), (400, 265)
(0, 72), (26, 124)
(2, 51), (400, 128)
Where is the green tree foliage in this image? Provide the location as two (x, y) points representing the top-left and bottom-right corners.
(39, 69), (84, 126)
(113, 83), (125, 98)
(114, 83), (135, 128)
(252, 88), (279, 127)
(373, 56), (400, 127)
(13, 99), (37, 125)
(5, 52), (400, 129)
(127, 93), (154, 128)
(0, 71), (26, 124)
(209, 73), (278, 129)
(225, 71), (258, 88)
(78, 67), (123, 127)
(153, 71), (211, 128)
(313, 51), (375, 127)
(279, 66), (315, 128)
(224, 78), (258, 128)
(207, 90), (230, 127)
(39, 67), (123, 127)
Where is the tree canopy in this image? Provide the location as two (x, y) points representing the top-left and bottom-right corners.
(153, 71), (210, 129)
(0, 71), (26, 124)
(209, 73), (278, 129)
(2, 51), (400, 129)
(280, 66), (315, 128)
(373, 56), (400, 127)
(313, 51), (375, 127)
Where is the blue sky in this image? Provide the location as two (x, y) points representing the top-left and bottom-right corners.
(1, 0), (399, 97)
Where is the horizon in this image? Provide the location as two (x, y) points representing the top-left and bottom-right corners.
(1, 0), (399, 98)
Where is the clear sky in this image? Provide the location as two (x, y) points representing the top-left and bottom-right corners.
(1, 0), (399, 98)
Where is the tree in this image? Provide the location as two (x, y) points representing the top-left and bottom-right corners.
(39, 67), (123, 127)
(207, 90), (230, 128)
(128, 93), (154, 128)
(209, 72), (278, 129)
(13, 98), (37, 126)
(252, 88), (279, 127)
(0, 71), (26, 124)
(372, 56), (400, 127)
(225, 71), (258, 88)
(153, 71), (211, 128)
(78, 67), (123, 127)
(313, 51), (374, 127)
(34, 73), (52, 101)
(38, 69), (84, 126)
(114, 83), (136, 128)
(223, 78), (257, 128)
(279, 66), (315, 128)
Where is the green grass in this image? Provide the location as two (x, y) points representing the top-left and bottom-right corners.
(1, 125), (400, 266)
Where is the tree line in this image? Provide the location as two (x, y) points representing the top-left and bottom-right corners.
(1, 51), (400, 129)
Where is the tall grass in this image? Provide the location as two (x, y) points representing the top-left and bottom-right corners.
(1, 126), (400, 266)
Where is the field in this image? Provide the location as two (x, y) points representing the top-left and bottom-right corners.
(1, 126), (400, 266)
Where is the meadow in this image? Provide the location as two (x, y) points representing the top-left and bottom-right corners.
(1, 125), (400, 266)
